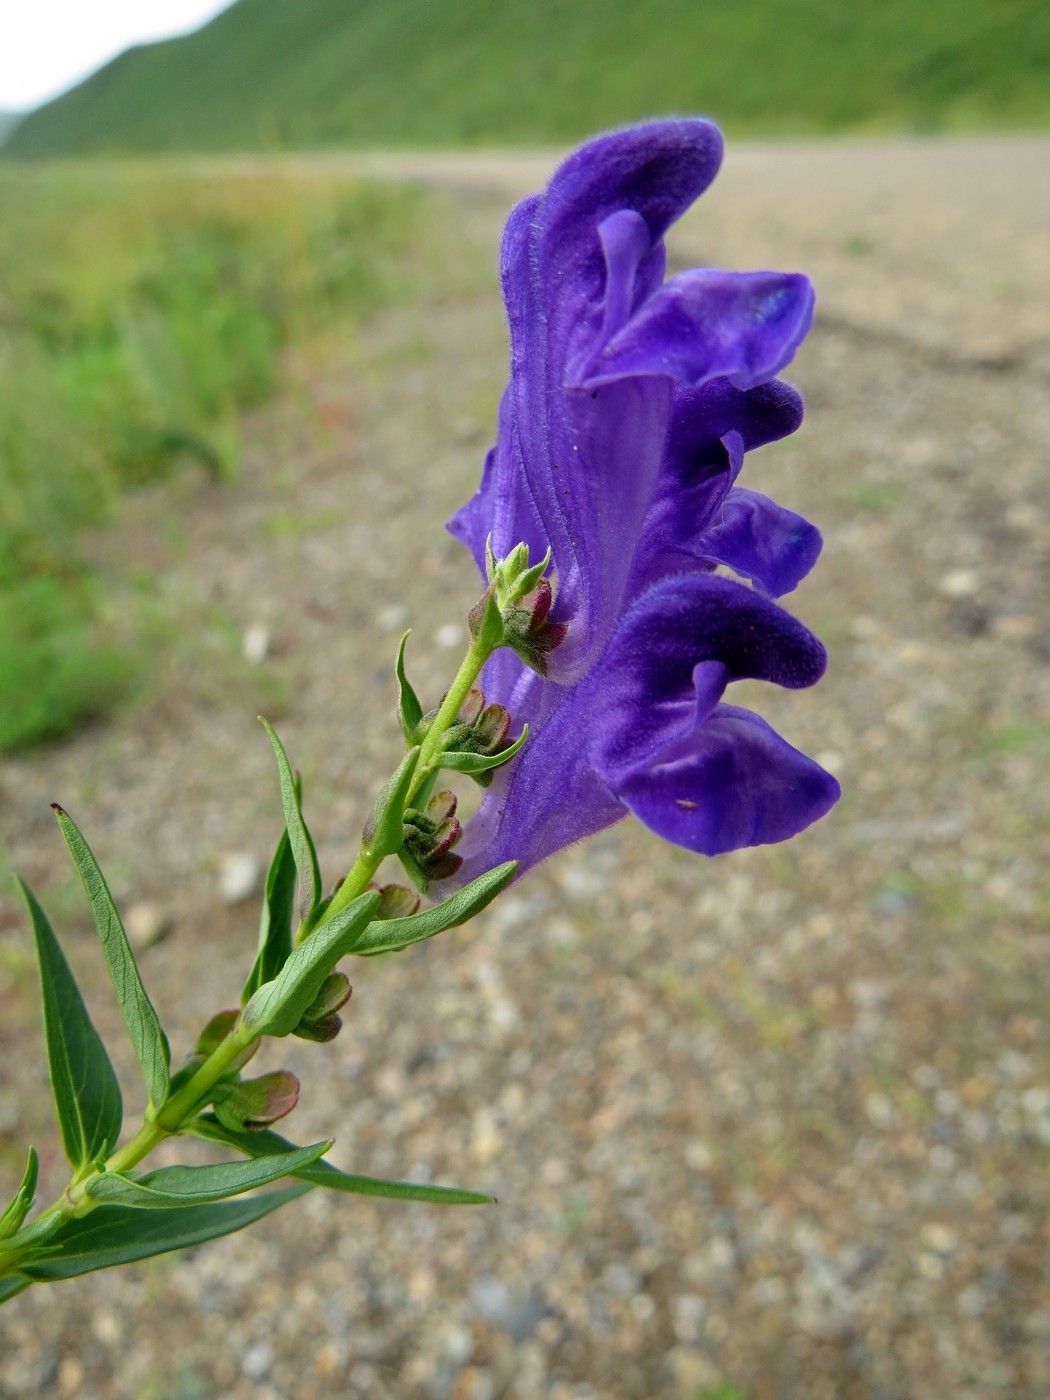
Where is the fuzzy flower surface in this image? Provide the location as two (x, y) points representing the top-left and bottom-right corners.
(447, 119), (840, 881)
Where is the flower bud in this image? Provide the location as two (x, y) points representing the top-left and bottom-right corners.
(372, 883), (421, 919)
(212, 1070), (301, 1130)
(293, 971), (352, 1042)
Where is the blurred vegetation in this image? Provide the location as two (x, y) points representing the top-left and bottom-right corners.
(0, 166), (421, 749)
(5, 0), (1049, 159)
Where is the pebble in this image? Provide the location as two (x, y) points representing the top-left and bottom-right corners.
(242, 624), (271, 664)
(123, 899), (173, 949)
(938, 568), (982, 598)
(217, 851), (262, 903)
(435, 623), (464, 648)
(242, 1343), (273, 1380)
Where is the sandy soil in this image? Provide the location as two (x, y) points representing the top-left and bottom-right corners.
(1, 136), (1048, 1399)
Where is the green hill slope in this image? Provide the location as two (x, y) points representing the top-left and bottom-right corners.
(7, 0), (1050, 157)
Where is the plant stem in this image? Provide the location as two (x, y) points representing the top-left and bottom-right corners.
(0, 629), (502, 1289)
(412, 634), (491, 790)
(0, 1020), (260, 1274)
(320, 632), (493, 929)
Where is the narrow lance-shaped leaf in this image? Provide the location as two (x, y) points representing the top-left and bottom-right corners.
(242, 890), (380, 1036)
(241, 820), (297, 1004)
(19, 1186), (311, 1282)
(52, 807), (170, 1109)
(85, 1141), (329, 1209)
(191, 1117), (494, 1206)
(352, 861), (517, 956)
(365, 746), (420, 859)
(439, 725), (528, 777)
(259, 719), (321, 922)
(0, 1149), (39, 1241)
(395, 631), (424, 742)
(0, 1277), (31, 1306)
(19, 878), (123, 1173)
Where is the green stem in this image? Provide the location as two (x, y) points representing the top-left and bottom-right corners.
(0, 1020), (260, 1277)
(1, 629), (502, 1290)
(412, 634), (491, 790)
(320, 632), (494, 931)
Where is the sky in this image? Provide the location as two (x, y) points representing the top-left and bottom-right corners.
(0, 2), (233, 110)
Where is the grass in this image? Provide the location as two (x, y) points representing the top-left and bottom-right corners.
(4, 0), (1049, 159)
(0, 165), (423, 749)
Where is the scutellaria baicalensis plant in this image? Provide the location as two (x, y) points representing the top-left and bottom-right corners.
(1, 119), (838, 1304)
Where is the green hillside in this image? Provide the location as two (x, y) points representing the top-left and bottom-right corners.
(6, 0), (1049, 157)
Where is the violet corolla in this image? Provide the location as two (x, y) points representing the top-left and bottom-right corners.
(448, 119), (840, 880)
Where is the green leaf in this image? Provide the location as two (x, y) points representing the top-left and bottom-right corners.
(259, 719), (321, 922)
(0, 1149), (39, 1241)
(191, 1117), (494, 1206)
(19, 1186), (310, 1281)
(395, 631), (424, 742)
(241, 821), (297, 1004)
(52, 806), (170, 1110)
(439, 725), (528, 776)
(467, 584), (505, 651)
(506, 546), (552, 602)
(365, 746), (420, 859)
(85, 1141), (329, 1208)
(242, 889), (380, 1036)
(19, 878), (123, 1172)
(0, 1276), (31, 1305)
(352, 861), (516, 956)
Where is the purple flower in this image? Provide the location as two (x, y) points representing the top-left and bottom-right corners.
(446, 120), (840, 882)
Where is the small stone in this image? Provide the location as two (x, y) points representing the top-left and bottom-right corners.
(440, 1323), (474, 1365)
(377, 602), (410, 632)
(630, 1292), (656, 1321)
(666, 1347), (722, 1392)
(58, 1358), (84, 1394)
(242, 1342), (273, 1380)
(242, 624), (271, 665)
(436, 623), (464, 648)
(1020, 1086), (1050, 1116)
(91, 1309), (123, 1346)
(124, 900), (173, 950)
(992, 613), (1037, 640)
(1005, 502), (1043, 532)
(218, 852), (262, 903)
(920, 1222), (957, 1254)
(958, 1285), (987, 1317)
(938, 568), (981, 598)
(452, 1367), (495, 1400)
(469, 1107), (502, 1164)
(864, 1092), (895, 1128)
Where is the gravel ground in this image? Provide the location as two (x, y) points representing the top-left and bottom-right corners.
(1, 137), (1048, 1399)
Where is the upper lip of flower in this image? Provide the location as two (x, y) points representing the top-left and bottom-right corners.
(444, 119), (840, 882)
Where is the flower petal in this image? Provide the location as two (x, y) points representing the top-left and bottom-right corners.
(448, 667), (625, 885)
(578, 270), (814, 392)
(593, 572), (829, 785)
(484, 122), (727, 675)
(704, 487), (823, 597)
(615, 702), (840, 854)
